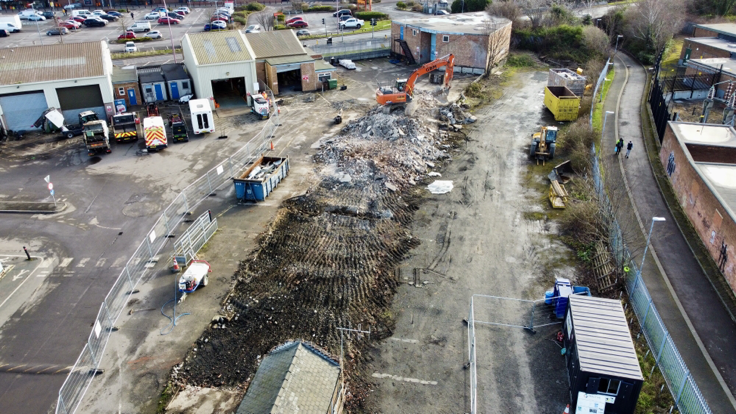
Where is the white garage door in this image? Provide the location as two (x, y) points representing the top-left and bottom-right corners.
(0, 92), (47, 132)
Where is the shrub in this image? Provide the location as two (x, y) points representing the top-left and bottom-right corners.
(451, 0), (489, 13)
(234, 16), (247, 25)
(506, 54), (535, 67)
(411, 4), (423, 11)
(464, 82), (483, 98)
(116, 37), (154, 44)
(557, 118), (595, 174)
(549, 4), (577, 26)
(486, 1), (522, 28)
(306, 5), (335, 12)
(581, 14), (592, 26)
(274, 24), (288, 30)
(406, 0), (415, 5)
(514, 25), (587, 63)
(277, 14), (285, 22)
(396, 1), (407, 9)
(582, 26), (609, 58)
(245, 2), (265, 11)
(355, 11), (389, 20)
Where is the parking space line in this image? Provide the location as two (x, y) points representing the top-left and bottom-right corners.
(59, 258), (73, 268)
(111, 257), (126, 267)
(95, 258), (106, 267)
(76, 258), (90, 268)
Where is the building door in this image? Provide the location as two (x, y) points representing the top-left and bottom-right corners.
(56, 85), (105, 124)
(154, 83), (164, 101)
(127, 88), (137, 105)
(0, 91), (47, 131)
(400, 26), (404, 40)
(170, 82), (179, 100)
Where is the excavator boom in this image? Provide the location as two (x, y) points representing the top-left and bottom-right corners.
(376, 54), (455, 106)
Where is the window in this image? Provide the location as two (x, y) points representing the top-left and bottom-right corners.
(117, 87), (125, 96)
(597, 378), (621, 395)
(196, 114), (203, 129)
(318, 73), (331, 82)
(412, 29), (417, 36)
(442, 35), (449, 42)
(182, 81), (189, 90)
(202, 113), (209, 129)
(145, 87), (152, 94)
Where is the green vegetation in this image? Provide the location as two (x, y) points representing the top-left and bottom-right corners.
(354, 11), (389, 20)
(396, 1), (407, 9)
(304, 5), (335, 12)
(111, 48), (181, 60)
(115, 37), (154, 44)
(591, 66), (615, 135)
(450, 0), (489, 13)
(515, 25), (594, 63)
(660, 37), (683, 75)
(505, 53), (537, 68)
(244, 2), (265, 11)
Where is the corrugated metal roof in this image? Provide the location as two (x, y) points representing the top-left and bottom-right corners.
(111, 66), (138, 84)
(237, 341), (340, 414)
(0, 41), (106, 86)
(161, 63), (189, 81)
(266, 55), (312, 66)
(139, 72), (165, 84)
(314, 59), (335, 72)
(245, 30), (306, 59)
(569, 295), (643, 381)
(186, 31), (252, 65)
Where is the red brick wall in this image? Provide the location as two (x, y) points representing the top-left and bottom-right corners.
(660, 123), (736, 291)
(300, 62), (317, 92)
(694, 27), (719, 38)
(680, 39), (731, 61)
(113, 81), (141, 107)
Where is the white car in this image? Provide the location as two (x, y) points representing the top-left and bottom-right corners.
(144, 12), (161, 20)
(245, 24), (261, 33)
(176, 7), (190, 14)
(147, 30), (162, 39)
(178, 260), (211, 293)
(125, 41), (137, 53)
(27, 14), (46, 21)
(339, 18), (364, 30)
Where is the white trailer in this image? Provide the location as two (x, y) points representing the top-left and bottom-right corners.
(0, 15), (22, 32)
(189, 99), (215, 135)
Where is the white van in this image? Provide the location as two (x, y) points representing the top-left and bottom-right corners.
(127, 21), (151, 32)
(189, 99), (214, 135)
(0, 22), (20, 33)
(71, 9), (91, 17)
(18, 9), (40, 19)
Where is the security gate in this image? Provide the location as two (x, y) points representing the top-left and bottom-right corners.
(0, 91), (47, 131)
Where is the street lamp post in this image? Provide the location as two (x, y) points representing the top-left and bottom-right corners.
(614, 34), (623, 55)
(601, 110), (614, 138)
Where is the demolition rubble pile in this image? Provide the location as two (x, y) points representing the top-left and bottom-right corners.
(173, 92), (467, 410)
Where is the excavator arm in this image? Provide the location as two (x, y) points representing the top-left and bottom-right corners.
(405, 54), (455, 97)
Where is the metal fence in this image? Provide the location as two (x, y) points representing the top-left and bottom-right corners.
(590, 57), (612, 126)
(173, 210), (218, 265)
(56, 92), (279, 414)
(310, 38), (391, 60)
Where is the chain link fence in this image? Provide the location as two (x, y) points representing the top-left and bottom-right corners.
(56, 90), (279, 414)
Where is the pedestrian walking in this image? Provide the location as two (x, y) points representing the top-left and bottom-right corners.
(625, 141), (633, 158)
(130, 12), (134, 20)
(616, 139), (624, 155)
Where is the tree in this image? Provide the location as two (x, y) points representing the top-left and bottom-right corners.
(689, 0), (736, 16)
(582, 25), (610, 58)
(623, 0), (685, 56)
(486, 0), (522, 29)
(451, 0), (491, 13)
(517, 0), (550, 29)
(253, 11), (275, 31)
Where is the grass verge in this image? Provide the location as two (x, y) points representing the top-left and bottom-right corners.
(111, 48), (181, 59)
(660, 37), (683, 75)
(591, 66), (615, 135)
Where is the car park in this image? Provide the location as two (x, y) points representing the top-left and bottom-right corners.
(204, 21), (226, 31)
(295, 29), (310, 36)
(82, 17), (106, 27)
(125, 41), (136, 52)
(287, 20), (308, 28)
(158, 17), (180, 24)
(245, 24), (261, 33)
(47, 27), (68, 35)
(144, 12), (161, 20)
(147, 30), (162, 39)
(333, 9), (351, 17)
(27, 14), (46, 22)
(118, 31), (135, 39)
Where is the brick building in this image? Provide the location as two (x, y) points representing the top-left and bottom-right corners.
(390, 13), (511, 74)
(111, 66), (142, 108)
(660, 121), (736, 293)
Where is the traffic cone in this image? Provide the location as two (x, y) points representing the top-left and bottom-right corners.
(562, 404), (570, 414)
(171, 257), (180, 273)
(270, 141), (274, 151)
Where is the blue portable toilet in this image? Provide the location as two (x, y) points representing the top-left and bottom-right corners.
(139, 72), (168, 104)
(162, 63), (192, 101)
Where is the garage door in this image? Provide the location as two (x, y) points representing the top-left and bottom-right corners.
(56, 85), (106, 125)
(0, 91), (47, 132)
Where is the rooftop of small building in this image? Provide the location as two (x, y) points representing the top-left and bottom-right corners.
(686, 36), (736, 53)
(111, 66), (138, 84)
(392, 12), (509, 35)
(694, 162), (736, 216)
(670, 122), (736, 148)
(695, 23), (736, 38)
(687, 57), (736, 76)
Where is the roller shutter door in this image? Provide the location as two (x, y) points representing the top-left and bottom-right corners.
(56, 85), (105, 125)
(0, 91), (47, 132)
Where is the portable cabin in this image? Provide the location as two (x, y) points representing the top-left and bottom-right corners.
(563, 295), (643, 414)
(189, 98), (214, 134)
(139, 72), (168, 104)
(161, 63), (192, 101)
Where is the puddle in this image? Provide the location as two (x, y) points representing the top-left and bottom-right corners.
(89, 156), (102, 164)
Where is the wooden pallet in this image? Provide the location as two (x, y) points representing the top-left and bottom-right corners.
(591, 241), (617, 292)
(548, 180), (569, 209)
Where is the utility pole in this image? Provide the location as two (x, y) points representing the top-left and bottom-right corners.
(163, 0), (177, 63)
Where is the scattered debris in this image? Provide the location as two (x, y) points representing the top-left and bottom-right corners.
(427, 180), (454, 194)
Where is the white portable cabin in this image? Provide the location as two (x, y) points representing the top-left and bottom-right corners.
(189, 99), (214, 135)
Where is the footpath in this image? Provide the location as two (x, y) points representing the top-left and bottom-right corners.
(602, 52), (736, 413)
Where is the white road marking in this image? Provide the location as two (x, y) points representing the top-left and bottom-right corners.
(390, 338), (418, 344)
(112, 257), (126, 267)
(38, 257), (52, 268)
(59, 258), (73, 268)
(36, 272), (49, 278)
(95, 258), (107, 267)
(372, 372), (438, 385)
(12, 270), (29, 282)
(76, 258), (90, 268)
(0, 260), (45, 309)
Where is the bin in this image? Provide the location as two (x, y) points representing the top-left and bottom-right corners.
(233, 156), (290, 201)
(328, 79), (338, 90)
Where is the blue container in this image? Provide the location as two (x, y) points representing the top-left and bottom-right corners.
(233, 156), (289, 201)
(544, 291), (554, 305)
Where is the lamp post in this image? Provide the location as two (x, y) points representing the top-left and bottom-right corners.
(600, 78), (611, 102)
(638, 217), (666, 278)
(601, 110), (614, 138)
(614, 34), (623, 55)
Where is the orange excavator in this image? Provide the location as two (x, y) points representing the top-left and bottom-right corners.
(376, 54), (455, 107)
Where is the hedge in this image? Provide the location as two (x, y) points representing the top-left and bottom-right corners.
(245, 2), (265, 11)
(115, 37), (154, 43)
(354, 11), (389, 20)
(234, 16), (247, 25)
(305, 5), (335, 12)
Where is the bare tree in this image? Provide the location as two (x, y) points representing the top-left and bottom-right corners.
(582, 25), (610, 56)
(624, 0), (686, 54)
(483, 18), (512, 76)
(253, 11), (275, 31)
(486, 0), (522, 29)
(517, 0), (550, 29)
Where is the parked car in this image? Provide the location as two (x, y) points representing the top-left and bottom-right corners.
(125, 41), (136, 53)
(118, 31), (135, 39)
(435, 9), (449, 15)
(0, 29), (8, 37)
(339, 15), (351, 22)
(245, 24), (261, 33)
(339, 18), (363, 29)
(216, 8), (231, 16)
(105, 11), (122, 17)
(210, 15), (228, 22)
(144, 12), (161, 20)
(42, 11), (55, 19)
(59, 21), (79, 29)
(175, 7), (190, 14)
(333, 9), (351, 17)
(71, 15), (86, 22)
(158, 17), (180, 24)
(287, 20), (308, 28)
(295, 29), (310, 36)
(96, 13), (118, 22)
(46, 27), (68, 35)
(204, 21), (226, 31)
(82, 17), (106, 27)
(27, 14), (46, 21)
(147, 30), (162, 39)
(285, 16), (303, 24)
(173, 10), (186, 18)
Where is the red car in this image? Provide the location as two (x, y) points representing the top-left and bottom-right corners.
(287, 20), (308, 28)
(210, 15), (228, 22)
(59, 20), (80, 29)
(118, 31), (136, 39)
(71, 15), (86, 23)
(158, 17), (180, 24)
(285, 16), (304, 24)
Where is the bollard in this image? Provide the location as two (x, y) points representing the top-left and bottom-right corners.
(23, 246), (31, 261)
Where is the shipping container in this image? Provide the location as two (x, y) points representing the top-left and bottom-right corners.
(544, 86), (580, 122)
(233, 156), (289, 201)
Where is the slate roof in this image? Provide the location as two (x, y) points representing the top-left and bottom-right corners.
(161, 63), (189, 81)
(139, 71), (165, 84)
(569, 295), (643, 381)
(185, 31), (252, 65)
(0, 41), (107, 86)
(237, 341), (340, 414)
(245, 30), (307, 59)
